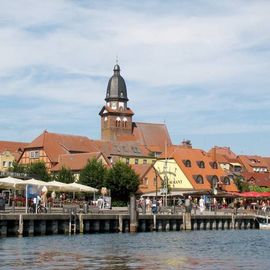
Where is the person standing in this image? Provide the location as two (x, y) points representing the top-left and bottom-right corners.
(199, 196), (205, 214)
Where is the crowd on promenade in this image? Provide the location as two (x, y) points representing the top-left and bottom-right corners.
(137, 195), (270, 214)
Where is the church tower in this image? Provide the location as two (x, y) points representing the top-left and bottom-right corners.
(99, 64), (134, 141)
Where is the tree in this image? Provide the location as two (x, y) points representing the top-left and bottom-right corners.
(79, 158), (107, 189)
(104, 161), (140, 203)
(9, 161), (27, 173)
(27, 161), (51, 182)
(234, 176), (250, 192)
(53, 166), (74, 184)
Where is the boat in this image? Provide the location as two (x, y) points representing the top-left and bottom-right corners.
(259, 222), (270, 230)
(258, 215), (270, 230)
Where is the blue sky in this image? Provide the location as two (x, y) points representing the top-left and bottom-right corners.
(0, 0), (270, 156)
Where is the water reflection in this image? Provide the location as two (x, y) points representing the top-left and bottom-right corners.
(1, 231), (270, 270)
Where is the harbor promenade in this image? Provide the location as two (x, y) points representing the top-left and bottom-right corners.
(0, 205), (261, 237)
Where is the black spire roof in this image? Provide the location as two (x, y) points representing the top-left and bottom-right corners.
(105, 64), (128, 102)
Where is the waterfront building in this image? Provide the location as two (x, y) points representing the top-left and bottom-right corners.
(18, 131), (99, 171)
(154, 142), (238, 196)
(208, 146), (243, 175)
(0, 141), (27, 172)
(131, 164), (162, 195)
(237, 155), (269, 173)
(50, 152), (111, 181)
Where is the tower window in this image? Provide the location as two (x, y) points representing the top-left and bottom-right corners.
(122, 117), (127, 128)
(116, 117), (121, 127)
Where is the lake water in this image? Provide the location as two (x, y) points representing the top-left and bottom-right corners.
(0, 230), (269, 270)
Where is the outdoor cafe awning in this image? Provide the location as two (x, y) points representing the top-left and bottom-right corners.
(235, 191), (270, 198)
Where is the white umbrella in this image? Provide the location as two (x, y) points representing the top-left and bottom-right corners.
(67, 182), (98, 193)
(47, 180), (74, 192)
(0, 176), (25, 189)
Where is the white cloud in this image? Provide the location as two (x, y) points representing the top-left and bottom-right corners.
(0, 0), (270, 154)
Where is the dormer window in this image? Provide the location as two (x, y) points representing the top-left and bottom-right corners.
(184, 160), (191, 167)
(197, 161), (205, 169)
(210, 161), (218, 169)
(211, 175), (219, 189)
(195, 175), (204, 184)
(223, 177), (230, 185)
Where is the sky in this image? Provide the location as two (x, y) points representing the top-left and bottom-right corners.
(0, 0), (270, 156)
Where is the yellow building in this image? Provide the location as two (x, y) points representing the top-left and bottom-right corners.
(154, 159), (193, 191)
(0, 151), (14, 172)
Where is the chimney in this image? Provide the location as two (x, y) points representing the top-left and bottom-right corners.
(212, 146), (217, 161)
(181, 139), (192, 149)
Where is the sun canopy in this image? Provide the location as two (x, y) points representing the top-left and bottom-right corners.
(0, 177), (25, 189)
(237, 191), (270, 198)
(66, 182), (98, 193)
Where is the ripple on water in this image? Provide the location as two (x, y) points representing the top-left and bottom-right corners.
(0, 231), (270, 270)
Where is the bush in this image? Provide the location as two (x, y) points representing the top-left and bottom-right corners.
(111, 200), (128, 207)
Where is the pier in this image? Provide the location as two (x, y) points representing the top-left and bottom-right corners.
(0, 208), (259, 237)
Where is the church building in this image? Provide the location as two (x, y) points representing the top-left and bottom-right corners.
(99, 64), (172, 157)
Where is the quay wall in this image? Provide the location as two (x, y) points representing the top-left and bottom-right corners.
(0, 213), (258, 237)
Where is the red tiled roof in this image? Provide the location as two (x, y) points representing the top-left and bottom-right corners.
(0, 141), (29, 161)
(130, 164), (152, 179)
(161, 145), (238, 192)
(237, 155), (269, 173)
(51, 152), (109, 172)
(0, 141), (28, 153)
(132, 122), (172, 153)
(24, 131), (100, 163)
(242, 172), (270, 187)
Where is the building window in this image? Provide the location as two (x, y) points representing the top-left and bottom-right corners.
(8, 161), (12, 167)
(126, 158), (130, 165)
(30, 151), (39, 159)
(198, 161), (205, 168)
(135, 159), (138, 164)
(2, 161), (7, 167)
(143, 177), (148, 185)
(196, 175), (204, 184)
(184, 160), (191, 167)
(211, 175), (219, 189)
(211, 162), (218, 169)
(223, 177), (230, 185)
(143, 159), (147, 165)
(122, 117), (127, 128)
(116, 117), (121, 127)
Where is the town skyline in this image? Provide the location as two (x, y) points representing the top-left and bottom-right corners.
(0, 1), (270, 156)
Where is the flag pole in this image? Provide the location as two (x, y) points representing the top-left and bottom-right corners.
(25, 184), (28, 213)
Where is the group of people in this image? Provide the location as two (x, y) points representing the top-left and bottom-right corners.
(138, 196), (163, 213)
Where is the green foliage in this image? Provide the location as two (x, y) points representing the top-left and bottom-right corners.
(27, 161), (51, 182)
(234, 176), (250, 192)
(53, 166), (74, 184)
(111, 200), (128, 207)
(79, 158), (107, 189)
(104, 161), (140, 203)
(9, 161), (27, 173)
(249, 185), (270, 192)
